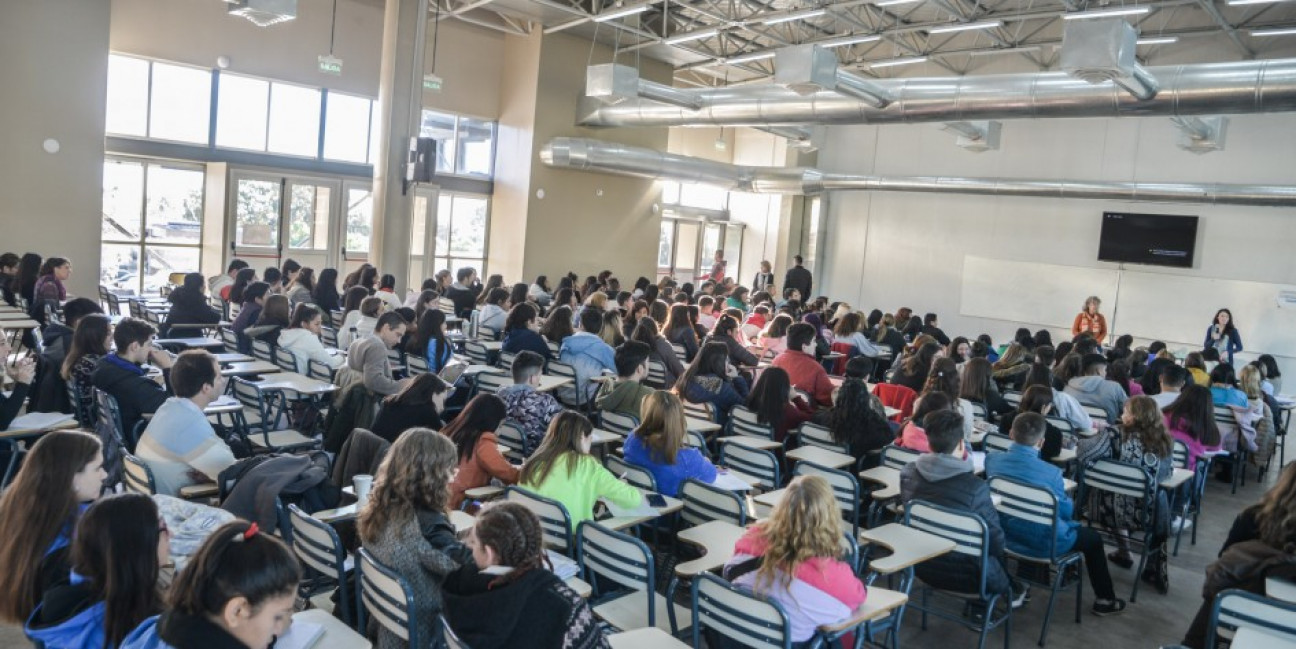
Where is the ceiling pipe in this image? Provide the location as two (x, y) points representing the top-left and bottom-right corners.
(586, 64), (705, 110)
(774, 45), (892, 108)
(540, 137), (1296, 207)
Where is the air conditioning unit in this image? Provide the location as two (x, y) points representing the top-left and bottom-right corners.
(1061, 19), (1159, 100)
(224, 0), (297, 27)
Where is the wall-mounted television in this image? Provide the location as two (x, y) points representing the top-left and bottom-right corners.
(1098, 211), (1199, 268)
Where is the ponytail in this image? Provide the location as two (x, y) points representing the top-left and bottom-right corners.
(168, 521), (300, 616)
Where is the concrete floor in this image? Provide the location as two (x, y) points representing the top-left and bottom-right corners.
(0, 463), (1276, 648)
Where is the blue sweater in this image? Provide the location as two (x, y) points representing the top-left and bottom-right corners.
(622, 431), (717, 496)
(984, 443), (1077, 558)
(502, 327), (552, 359)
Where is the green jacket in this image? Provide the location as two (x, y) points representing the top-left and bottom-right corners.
(595, 379), (655, 419)
(521, 454), (641, 530)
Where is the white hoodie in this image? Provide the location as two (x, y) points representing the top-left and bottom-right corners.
(278, 328), (346, 374)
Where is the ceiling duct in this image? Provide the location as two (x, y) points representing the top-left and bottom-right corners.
(774, 45), (892, 108)
(757, 125), (821, 152)
(224, 0), (297, 26)
(939, 121), (1001, 152)
(1061, 19), (1159, 100)
(540, 137), (1296, 207)
(586, 64), (704, 111)
(1171, 116), (1229, 154)
(577, 56), (1296, 129)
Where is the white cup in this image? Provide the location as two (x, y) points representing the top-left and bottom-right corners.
(353, 474), (374, 506)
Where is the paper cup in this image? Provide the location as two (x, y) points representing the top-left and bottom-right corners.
(353, 474), (374, 505)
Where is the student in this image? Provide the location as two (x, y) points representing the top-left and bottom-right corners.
(1072, 296), (1108, 343)
(501, 302), (551, 359)
(0, 252), (20, 306)
(724, 286), (749, 313)
(370, 373), (450, 443)
(985, 413), (1126, 615)
(25, 493), (167, 649)
(998, 386), (1073, 461)
(162, 273), (219, 337)
(593, 342), (655, 421)
(900, 410), (1022, 605)
(1255, 353), (1282, 395)
(277, 304), (345, 375)
(1203, 308), (1243, 365)
(262, 267), (283, 295)
(282, 266), (313, 307)
(696, 295), (718, 332)
(30, 256), (73, 324)
(342, 312), (410, 398)
(623, 391), (717, 496)
(873, 314), (907, 355)
(746, 367), (815, 443)
(825, 370), (894, 466)
(92, 317), (173, 439)
(442, 502), (607, 649)
(479, 287), (511, 336)
(372, 274), (402, 312)
(208, 259), (248, 300)
(229, 281), (269, 354)
(756, 314), (793, 358)
(1150, 364), (1189, 410)
(136, 350), (236, 496)
(897, 393), (953, 453)
(446, 394), (519, 509)
(520, 412), (643, 530)
(120, 520), (299, 649)
(960, 357), (1013, 420)
(337, 295), (382, 350)
(598, 310), (625, 348)
(529, 275), (553, 307)
(922, 357), (975, 440)
(14, 252), (42, 307)
(558, 308), (617, 405)
(1237, 364), (1276, 468)
(1184, 352), (1211, 387)
(662, 304), (699, 362)
(1090, 396), (1174, 593)
(0, 336), (36, 430)
(1021, 363), (1093, 433)
(540, 305), (575, 347)
(771, 323), (834, 408)
(1064, 353), (1128, 422)
(1208, 363), (1247, 408)
(311, 268), (341, 323)
(629, 316), (683, 388)
(990, 342), (1031, 392)
(497, 351), (565, 452)
(445, 267), (481, 318)
(675, 341), (750, 427)
(704, 315), (759, 368)
(0, 431), (105, 626)
(244, 294), (290, 348)
(921, 313), (950, 346)
(60, 314), (112, 423)
(403, 308), (450, 375)
(891, 342), (941, 394)
(724, 475), (864, 644)
(1163, 384), (1222, 471)
(224, 267), (257, 306)
(334, 285), (368, 342)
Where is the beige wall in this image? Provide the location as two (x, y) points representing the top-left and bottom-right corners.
(486, 32), (543, 282)
(0, 0), (110, 298)
(419, 19), (505, 119)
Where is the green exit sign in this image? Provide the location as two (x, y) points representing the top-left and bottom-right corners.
(318, 55), (343, 75)
(423, 74), (443, 92)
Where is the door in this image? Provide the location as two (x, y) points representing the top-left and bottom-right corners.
(408, 186), (441, 290)
(229, 172), (340, 275)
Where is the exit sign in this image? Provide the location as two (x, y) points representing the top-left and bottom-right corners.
(423, 74), (443, 92)
(318, 55), (343, 75)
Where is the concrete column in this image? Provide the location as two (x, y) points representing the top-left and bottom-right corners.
(369, 0), (429, 292)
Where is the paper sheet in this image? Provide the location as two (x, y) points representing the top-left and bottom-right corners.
(274, 621), (324, 649)
(5, 411), (74, 431)
(711, 472), (753, 491)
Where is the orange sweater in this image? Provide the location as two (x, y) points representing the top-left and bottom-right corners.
(449, 432), (520, 508)
(1071, 312), (1107, 342)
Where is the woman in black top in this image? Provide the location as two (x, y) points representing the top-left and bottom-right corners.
(704, 315), (759, 368)
(998, 385), (1070, 461)
(891, 342), (940, 394)
(371, 374), (450, 443)
(161, 273), (219, 337)
(825, 377), (893, 468)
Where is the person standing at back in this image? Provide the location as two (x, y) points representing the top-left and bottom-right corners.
(751, 260), (774, 295)
(782, 255), (812, 304)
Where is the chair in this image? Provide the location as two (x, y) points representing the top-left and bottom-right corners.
(793, 460), (862, 537)
(987, 476), (1085, 646)
(505, 486), (574, 555)
(407, 355), (429, 376)
(577, 521), (687, 633)
(437, 298), (456, 316)
(1045, 416), (1075, 437)
(356, 548), (421, 647)
(670, 342), (688, 361)
(273, 347), (299, 373)
(288, 504), (353, 625)
(1079, 458), (1160, 602)
(830, 341), (855, 375)
(678, 478), (746, 528)
(683, 429), (710, 457)
(719, 441), (780, 491)
(545, 360), (585, 410)
(497, 351), (517, 371)
(320, 326), (338, 349)
(645, 360), (667, 389)
(599, 410), (640, 437)
(727, 406), (776, 440)
(219, 327), (239, 353)
(547, 340), (561, 356)
(65, 379), (91, 427)
(472, 371), (512, 396)
(797, 422), (848, 454)
(873, 383), (917, 422)
(682, 400), (715, 423)
(1080, 405), (1108, 424)
(386, 348), (407, 375)
(1215, 405), (1248, 493)
(867, 445), (923, 527)
(691, 572), (794, 649)
(1206, 589), (1296, 648)
(464, 340), (492, 365)
(307, 359), (337, 383)
(495, 420), (530, 461)
(122, 453), (157, 495)
(229, 377), (319, 453)
(605, 455), (657, 492)
(1003, 391), (1023, 407)
(1170, 439), (1210, 555)
(983, 432), (1014, 454)
(905, 500), (1014, 649)
(251, 339), (275, 363)
(970, 401), (989, 422)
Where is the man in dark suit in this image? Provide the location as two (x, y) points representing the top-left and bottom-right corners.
(783, 255), (813, 301)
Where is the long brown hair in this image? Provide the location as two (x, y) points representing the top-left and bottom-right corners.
(751, 475), (842, 592)
(1121, 396), (1172, 458)
(358, 429), (457, 543)
(520, 412), (592, 487)
(922, 357), (960, 400)
(0, 430), (102, 623)
(168, 521), (299, 618)
(62, 314), (112, 380)
(1255, 463), (1296, 549)
(960, 357), (994, 403)
(993, 342), (1028, 371)
(472, 502), (547, 588)
(71, 493), (163, 647)
(636, 391), (687, 465)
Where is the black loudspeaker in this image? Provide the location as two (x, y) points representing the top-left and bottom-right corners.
(407, 137), (436, 183)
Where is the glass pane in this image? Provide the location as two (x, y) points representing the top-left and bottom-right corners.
(724, 225), (744, 281)
(105, 55), (149, 137)
(419, 110), (456, 173)
(679, 183), (728, 211)
(455, 117), (495, 177)
(702, 224), (721, 264)
(434, 257), (449, 275)
(144, 165), (204, 244)
(323, 92), (371, 163)
(448, 196), (486, 256)
(345, 187), (372, 255)
(410, 195), (428, 256)
(149, 62), (211, 144)
(103, 159), (145, 241)
(660, 181), (680, 205)
(435, 195), (451, 256)
(100, 243), (142, 293)
(674, 221), (700, 271)
(268, 83), (322, 157)
(215, 73), (269, 151)
(143, 247), (201, 295)
(235, 178), (281, 248)
(805, 197), (821, 269)
(657, 220), (673, 268)
(288, 184), (330, 250)
(448, 258), (483, 279)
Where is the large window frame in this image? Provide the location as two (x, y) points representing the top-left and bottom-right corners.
(101, 156), (206, 295)
(420, 109), (498, 180)
(656, 181), (743, 282)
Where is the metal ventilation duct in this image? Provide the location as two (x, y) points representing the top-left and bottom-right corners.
(540, 137), (1296, 207)
(577, 58), (1296, 128)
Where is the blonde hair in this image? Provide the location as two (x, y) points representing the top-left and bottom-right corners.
(751, 475), (843, 593)
(584, 292), (608, 310)
(637, 391), (688, 465)
(1121, 396), (1172, 458)
(520, 412), (592, 487)
(1240, 364), (1264, 400)
(358, 428), (456, 543)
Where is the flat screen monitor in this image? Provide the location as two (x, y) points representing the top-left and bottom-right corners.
(1098, 211), (1198, 268)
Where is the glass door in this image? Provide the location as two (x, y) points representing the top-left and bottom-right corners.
(284, 179), (338, 275)
(673, 221), (701, 283)
(340, 182), (373, 278)
(230, 172), (340, 275)
(408, 187), (441, 290)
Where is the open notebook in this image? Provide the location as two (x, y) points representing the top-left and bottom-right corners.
(273, 621), (325, 649)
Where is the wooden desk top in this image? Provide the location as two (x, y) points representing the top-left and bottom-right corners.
(255, 372), (338, 395)
(818, 587), (908, 633)
(686, 417), (722, 433)
(292, 609), (372, 649)
(600, 494), (683, 531)
(675, 521), (746, 577)
(221, 361), (281, 377)
(1161, 467), (1194, 489)
(722, 435), (783, 451)
(859, 466), (901, 500)
(155, 337), (224, 348)
(535, 375), (573, 392)
(858, 523), (957, 574)
(785, 445), (855, 469)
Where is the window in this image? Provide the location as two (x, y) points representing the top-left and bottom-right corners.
(803, 196), (822, 275)
(345, 186), (373, 256)
(657, 221), (673, 269)
(148, 62), (211, 143)
(105, 55), (149, 137)
(434, 192), (489, 276)
(216, 74), (270, 150)
(420, 110), (457, 173)
(288, 184), (331, 250)
(268, 83), (321, 157)
(234, 177), (281, 248)
(420, 109), (497, 179)
(101, 158), (205, 294)
(323, 92), (372, 163)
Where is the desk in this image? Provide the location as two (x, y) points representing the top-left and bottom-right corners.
(213, 353), (254, 365)
(884, 406), (900, 418)
(204, 396), (243, 415)
(221, 361), (281, 377)
(686, 417), (722, 434)
(460, 364), (498, 376)
(450, 510), (475, 532)
(600, 494), (683, 531)
(858, 523), (957, 575)
(607, 628), (691, 649)
(155, 337), (224, 349)
(753, 488), (787, 510)
(1161, 467), (1194, 490)
(534, 375), (572, 392)
(859, 466), (901, 500)
(785, 445), (855, 469)
(292, 608), (372, 649)
(1051, 447), (1077, 464)
(722, 435), (783, 451)
(590, 428), (624, 446)
(480, 340), (502, 352)
(675, 521), (745, 577)
(0, 319), (40, 330)
(1, 417), (78, 439)
(817, 588), (909, 634)
(0, 311), (31, 321)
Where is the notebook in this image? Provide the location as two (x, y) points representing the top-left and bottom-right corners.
(273, 621), (325, 649)
(5, 411), (74, 431)
(711, 471), (753, 491)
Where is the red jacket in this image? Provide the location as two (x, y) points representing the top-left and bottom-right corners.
(772, 350), (834, 407)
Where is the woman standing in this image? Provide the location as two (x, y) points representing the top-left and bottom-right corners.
(1071, 296), (1108, 344)
(1203, 308), (1243, 365)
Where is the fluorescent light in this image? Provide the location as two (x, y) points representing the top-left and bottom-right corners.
(869, 56), (928, 68)
(928, 20), (1002, 34)
(967, 45), (1042, 56)
(762, 9), (826, 25)
(727, 51), (776, 64)
(665, 29), (718, 44)
(1251, 27), (1296, 36)
(1063, 6), (1151, 19)
(875, 0), (920, 6)
(1228, 0), (1290, 5)
(1136, 36), (1179, 44)
(593, 4), (649, 22)
(821, 34), (882, 47)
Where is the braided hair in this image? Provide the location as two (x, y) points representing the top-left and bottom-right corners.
(473, 502), (547, 588)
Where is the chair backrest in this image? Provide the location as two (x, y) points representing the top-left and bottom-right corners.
(122, 453), (156, 495)
(495, 420), (529, 461)
(437, 298), (456, 315)
(1003, 390), (1022, 407)
(251, 339), (275, 363)
(719, 440), (780, 489)
(645, 360), (667, 389)
(1045, 416), (1075, 435)
(683, 429), (710, 457)
(307, 359), (336, 382)
(670, 342), (688, 360)
(873, 383), (917, 421)
(1081, 404), (1108, 423)
(66, 379), (90, 427)
(880, 444), (922, 471)
(230, 377), (274, 422)
(1172, 439), (1191, 470)
(219, 327), (239, 351)
(792, 461), (861, 535)
(1208, 589), (1296, 648)
(356, 548), (419, 646)
(288, 504), (350, 623)
(728, 405), (776, 440)
(386, 348), (406, 373)
(682, 400), (716, 423)
(679, 478), (747, 528)
(95, 389), (125, 444)
(473, 371), (512, 396)
(983, 432), (1014, 454)
(599, 410), (639, 437)
(505, 486), (574, 554)
(987, 476), (1063, 559)
(320, 326), (338, 349)
(1215, 405), (1240, 439)
(406, 354), (429, 376)
(605, 455), (657, 492)
(546, 340), (561, 356)
(544, 360), (583, 408)
(273, 347), (299, 373)
(797, 422), (847, 454)
(905, 500), (994, 600)
(497, 351), (517, 371)
(464, 340), (491, 365)
(969, 401), (989, 422)
(692, 572), (793, 649)
(576, 521), (658, 624)
(1081, 458), (1155, 527)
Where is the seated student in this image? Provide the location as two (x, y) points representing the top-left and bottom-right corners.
(446, 394), (519, 509)
(1208, 363), (1247, 408)
(501, 303), (550, 359)
(628, 316), (684, 388)
(595, 341), (656, 421)
(990, 342), (1032, 392)
(244, 293), (290, 348)
(478, 287), (510, 337)
(756, 314), (793, 358)
(1090, 396), (1174, 594)
(922, 357), (975, 441)
(25, 493), (167, 649)
(121, 520), (300, 649)
(771, 323), (834, 408)
(539, 305), (574, 348)
(35, 297), (104, 409)
(406, 308), (454, 374)
(0, 252), (17, 306)
(0, 431), (105, 627)
(1163, 384), (1222, 471)
(1021, 362), (1093, 433)
(623, 391), (717, 496)
(356, 429), (472, 648)
(29, 257), (72, 325)
(1184, 352), (1211, 387)
(210, 260), (249, 302)
(724, 475), (866, 644)
(277, 304), (346, 375)
(161, 273), (219, 337)
(1106, 357), (1143, 398)
(92, 317), (173, 439)
(985, 413), (1126, 616)
(960, 357), (1014, 420)
(1237, 364), (1277, 468)
(262, 267), (283, 295)
(371, 373), (450, 442)
(896, 392), (953, 453)
(0, 335), (36, 429)
(373, 273), (402, 312)
(340, 312), (411, 398)
(229, 281), (270, 354)
(136, 351), (236, 496)
(60, 314), (112, 422)
(337, 295), (383, 350)
(519, 412), (643, 530)
(1000, 385), (1077, 461)
(558, 308), (617, 406)
(445, 267), (481, 318)
(921, 312), (951, 346)
(496, 351), (565, 452)
(675, 342), (750, 427)
(1151, 364), (1189, 410)
(442, 502), (606, 649)
(824, 358), (894, 463)
(285, 266), (314, 307)
(662, 304), (700, 363)
(900, 410), (1023, 606)
(832, 312), (885, 358)
(696, 295), (718, 331)
(746, 367), (815, 443)
(704, 314), (760, 369)
(1064, 353), (1128, 422)
(892, 342), (941, 395)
